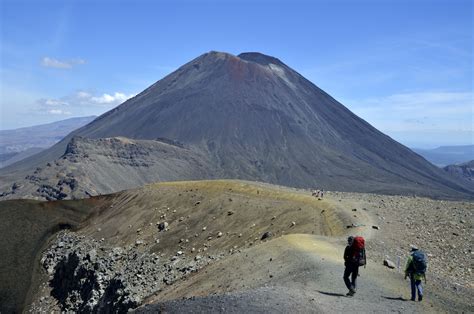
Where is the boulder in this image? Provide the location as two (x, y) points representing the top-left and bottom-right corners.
(158, 222), (168, 231)
(383, 259), (396, 269)
(261, 231), (273, 240)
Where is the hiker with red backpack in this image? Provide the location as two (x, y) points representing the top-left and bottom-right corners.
(404, 246), (427, 301)
(343, 235), (366, 296)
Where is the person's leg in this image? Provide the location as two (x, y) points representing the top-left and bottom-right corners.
(351, 265), (359, 290)
(343, 267), (352, 290)
(410, 275), (416, 301)
(416, 280), (423, 301)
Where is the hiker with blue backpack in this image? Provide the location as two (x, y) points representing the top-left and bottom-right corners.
(404, 246), (427, 301)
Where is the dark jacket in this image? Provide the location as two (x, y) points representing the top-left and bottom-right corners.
(344, 245), (366, 267)
(344, 245), (356, 267)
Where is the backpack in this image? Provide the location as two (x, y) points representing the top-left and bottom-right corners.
(352, 236), (366, 266)
(411, 250), (427, 274)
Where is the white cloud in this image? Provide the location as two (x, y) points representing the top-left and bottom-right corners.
(90, 92), (132, 105)
(37, 90), (136, 116)
(77, 91), (92, 99)
(40, 57), (86, 69)
(48, 109), (72, 115)
(44, 99), (68, 106)
(41, 57), (71, 69)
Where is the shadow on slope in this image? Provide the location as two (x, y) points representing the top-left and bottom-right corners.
(0, 197), (109, 313)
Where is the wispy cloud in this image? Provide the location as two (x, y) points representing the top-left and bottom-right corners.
(48, 109), (72, 115)
(302, 31), (472, 98)
(342, 91), (473, 147)
(347, 91), (472, 126)
(40, 57), (86, 69)
(90, 92), (133, 105)
(37, 90), (136, 116)
(74, 91), (136, 106)
(42, 98), (69, 107)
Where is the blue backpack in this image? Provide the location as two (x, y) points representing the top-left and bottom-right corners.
(412, 250), (427, 275)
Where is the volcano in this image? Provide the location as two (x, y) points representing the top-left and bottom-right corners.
(1, 51), (472, 199)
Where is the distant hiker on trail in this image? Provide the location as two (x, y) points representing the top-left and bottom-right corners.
(404, 246), (427, 301)
(311, 188), (324, 199)
(343, 236), (366, 296)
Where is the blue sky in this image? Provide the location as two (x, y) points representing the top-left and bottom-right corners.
(1, 0), (472, 148)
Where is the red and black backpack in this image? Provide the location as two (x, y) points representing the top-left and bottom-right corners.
(352, 236), (366, 266)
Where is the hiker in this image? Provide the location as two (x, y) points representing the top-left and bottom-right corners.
(404, 246), (427, 301)
(320, 189), (324, 198)
(343, 235), (366, 296)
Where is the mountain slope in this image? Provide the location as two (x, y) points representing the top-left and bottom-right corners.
(443, 160), (474, 182)
(1, 51), (472, 199)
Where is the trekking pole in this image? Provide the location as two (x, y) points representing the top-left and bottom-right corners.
(397, 256), (400, 273)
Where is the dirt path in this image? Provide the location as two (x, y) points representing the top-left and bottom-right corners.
(138, 234), (435, 313)
(324, 191), (474, 312)
(137, 183), (471, 313)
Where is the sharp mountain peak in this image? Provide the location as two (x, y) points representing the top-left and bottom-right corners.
(1, 50), (473, 200)
(194, 51), (287, 68)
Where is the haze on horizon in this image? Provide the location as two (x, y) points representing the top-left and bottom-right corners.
(1, 0), (472, 149)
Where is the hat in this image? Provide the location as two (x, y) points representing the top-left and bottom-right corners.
(410, 244), (418, 251)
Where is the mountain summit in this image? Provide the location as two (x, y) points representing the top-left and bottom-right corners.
(1, 51), (473, 199)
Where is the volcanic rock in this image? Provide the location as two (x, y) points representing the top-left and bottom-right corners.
(383, 259), (396, 269)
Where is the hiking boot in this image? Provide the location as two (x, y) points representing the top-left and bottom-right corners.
(418, 295), (423, 302)
(346, 289), (356, 296)
(410, 298), (416, 301)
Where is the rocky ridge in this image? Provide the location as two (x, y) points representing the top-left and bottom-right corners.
(31, 231), (224, 312)
(443, 160), (474, 182)
(1, 137), (212, 200)
(0, 116), (95, 168)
